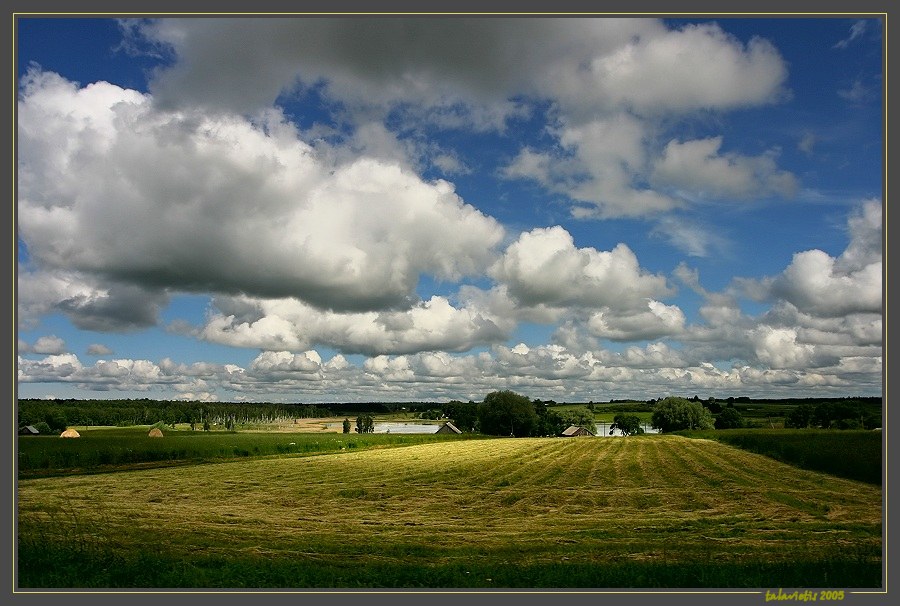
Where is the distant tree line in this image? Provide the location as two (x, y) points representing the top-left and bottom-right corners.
(784, 401), (881, 430)
(17, 398), (334, 431)
(644, 395), (879, 406)
(18, 394), (881, 435)
(298, 401), (459, 415)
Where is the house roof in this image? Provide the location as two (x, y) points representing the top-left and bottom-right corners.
(561, 425), (593, 436)
(19, 425), (39, 434)
(438, 421), (462, 433)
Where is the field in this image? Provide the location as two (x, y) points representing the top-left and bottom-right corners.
(678, 429), (883, 485)
(17, 433), (882, 589)
(17, 426), (481, 478)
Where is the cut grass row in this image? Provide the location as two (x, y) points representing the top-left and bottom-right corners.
(18, 435), (882, 588)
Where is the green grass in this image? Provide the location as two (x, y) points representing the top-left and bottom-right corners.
(17, 426), (488, 478)
(17, 545), (878, 589)
(17, 435), (882, 589)
(677, 429), (882, 485)
(592, 411), (654, 424)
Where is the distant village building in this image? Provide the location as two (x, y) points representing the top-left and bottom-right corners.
(435, 421), (462, 434)
(560, 425), (594, 437)
(19, 425), (39, 435)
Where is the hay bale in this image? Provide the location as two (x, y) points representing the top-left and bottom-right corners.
(148, 427), (164, 438)
(59, 428), (80, 438)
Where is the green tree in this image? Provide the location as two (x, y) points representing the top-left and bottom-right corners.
(535, 408), (566, 436)
(532, 401), (570, 436)
(32, 421), (52, 435)
(560, 408), (596, 433)
(477, 390), (538, 437)
(44, 412), (68, 433)
(446, 400), (479, 432)
(610, 413), (644, 436)
(651, 397), (715, 432)
(715, 407), (745, 429)
(342, 418), (351, 433)
(355, 414), (375, 434)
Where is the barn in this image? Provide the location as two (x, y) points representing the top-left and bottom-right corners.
(435, 421), (462, 434)
(560, 425), (594, 437)
(18, 425), (39, 435)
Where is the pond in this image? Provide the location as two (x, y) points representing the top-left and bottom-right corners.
(322, 421), (660, 436)
(593, 422), (659, 437)
(325, 422), (441, 434)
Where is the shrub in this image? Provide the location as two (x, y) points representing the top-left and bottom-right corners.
(715, 407), (745, 429)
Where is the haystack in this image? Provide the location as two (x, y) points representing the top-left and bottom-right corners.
(148, 427), (164, 438)
(59, 428), (80, 438)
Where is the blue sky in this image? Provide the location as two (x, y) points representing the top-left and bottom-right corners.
(16, 16), (883, 402)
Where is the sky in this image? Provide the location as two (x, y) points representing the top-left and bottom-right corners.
(15, 16), (884, 403)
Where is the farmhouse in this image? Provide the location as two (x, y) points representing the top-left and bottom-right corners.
(560, 425), (594, 437)
(435, 422), (462, 434)
(18, 425), (39, 435)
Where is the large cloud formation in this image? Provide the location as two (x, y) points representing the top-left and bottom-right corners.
(18, 69), (503, 322)
(132, 18), (792, 218)
(19, 200), (882, 401)
(17, 18), (881, 401)
(140, 19), (785, 117)
(198, 294), (514, 357)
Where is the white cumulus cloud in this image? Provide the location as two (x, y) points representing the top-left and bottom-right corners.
(490, 226), (672, 310)
(30, 335), (67, 355)
(18, 69), (504, 321)
(199, 293), (513, 356)
(735, 200), (882, 317)
(651, 136), (798, 200)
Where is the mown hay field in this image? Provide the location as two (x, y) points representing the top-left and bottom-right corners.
(17, 435), (882, 589)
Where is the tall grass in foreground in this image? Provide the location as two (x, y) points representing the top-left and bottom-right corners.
(678, 429), (882, 485)
(18, 543), (879, 589)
